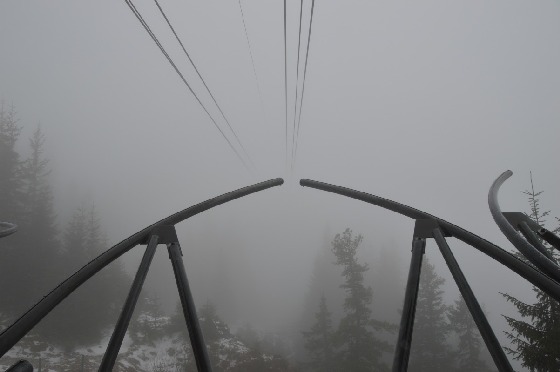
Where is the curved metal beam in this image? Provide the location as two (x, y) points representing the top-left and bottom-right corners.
(538, 228), (560, 252)
(0, 178), (284, 357)
(488, 171), (560, 282)
(300, 179), (560, 302)
(0, 222), (18, 239)
(518, 222), (554, 261)
(5, 360), (33, 372)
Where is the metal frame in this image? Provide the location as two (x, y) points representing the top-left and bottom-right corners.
(299, 177), (560, 301)
(301, 171), (560, 372)
(100, 225), (213, 371)
(0, 178), (283, 371)
(392, 237), (425, 372)
(539, 228), (560, 251)
(4, 360), (32, 372)
(488, 171), (560, 282)
(2, 171), (560, 371)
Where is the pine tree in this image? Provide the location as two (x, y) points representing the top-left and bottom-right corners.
(331, 228), (392, 372)
(448, 296), (491, 372)
(408, 258), (453, 372)
(301, 229), (343, 326)
(176, 302), (294, 372)
(18, 126), (60, 308)
(501, 173), (560, 371)
(198, 301), (230, 371)
(61, 206), (87, 266)
(0, 103), (23, 223)
(235, 322), (260, 349)
(42, 205), (127, 348)
(130, 294), (167, 345)
(298, 227), (344, 361)
(0, 103), (25, 321)
(302, 294), (335, 371)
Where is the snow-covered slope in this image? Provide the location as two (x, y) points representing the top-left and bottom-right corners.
(0, 311), (291, 371)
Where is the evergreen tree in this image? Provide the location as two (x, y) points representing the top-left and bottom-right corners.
(298, 227), (344, 361)
(448, 296), (491, 372)
(130, 294), (168, 345)
(0, 116), (59, 321)
(408, 258), (453, 372)
(0, 103), (23, 223)
(331, 228), (392, 372)
(61, 206), (87, 266)
(235, 322), (260, 350)
(302, 294), (335, 371)
(501, 174), (560, 371)
(18, 126), (60, 308)
(42, 205), (127, 348)
(198, 301), (231, 371)
(370, 243), (403, 324)
(0, 103), (24, 321)
(175, 302), (294, 372)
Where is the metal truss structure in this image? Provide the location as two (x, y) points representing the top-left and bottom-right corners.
(1, 171), (559, 372)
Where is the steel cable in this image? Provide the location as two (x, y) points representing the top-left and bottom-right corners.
(123, 0), (250, 171)
(290, 0), (304, 171)
(283, 0), (288, 170)
(293, 0), (315, 169)
(153, 0), (257, 172)
(237, 0), (267, 128)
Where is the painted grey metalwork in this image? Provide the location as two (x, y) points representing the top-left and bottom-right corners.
(0, 178), (283, 359)
(502, 212), (555, 261)
(0, 222), (17, 239)
(392, 237), (425, 372)
(433, 228), (513, 372)
(488, 170), (560, 282)
(518, 221), (555, 261)
(168, 241), (213, 372)
(5, 360), (32, 372)
(300, 178), (560, 302)
(100, 234), (160, 371)
(2, 171), (560, 372)
(301, 171), (560, 372)
(539, 228), (560, 252)
(100, 225), (213, 372)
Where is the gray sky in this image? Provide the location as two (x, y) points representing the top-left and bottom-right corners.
(1, 1), (559, 369)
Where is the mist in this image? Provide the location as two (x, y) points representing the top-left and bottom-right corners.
(1, 1), (559, 371)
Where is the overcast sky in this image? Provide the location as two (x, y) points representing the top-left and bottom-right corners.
(1, 1), (559, 369)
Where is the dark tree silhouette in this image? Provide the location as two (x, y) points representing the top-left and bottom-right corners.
(331, 228), (392, 372)
(448, 296), (491, 372)
(409, 258), (453, 372)
(302, 294), (335, 371)
(0, 104), (24, 321)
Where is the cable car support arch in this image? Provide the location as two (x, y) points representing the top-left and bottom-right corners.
(1, 171), (559, 372)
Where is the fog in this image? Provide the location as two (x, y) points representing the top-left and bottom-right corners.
(1, 1), (559, 370)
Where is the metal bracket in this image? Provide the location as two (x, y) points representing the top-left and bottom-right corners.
(141, 225), (179, 245)
(413, 219), (451, 239)
(503, 212), (541, 232)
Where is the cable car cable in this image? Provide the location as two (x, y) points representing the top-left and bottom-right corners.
(123, 0), (250, 171)
(237, 0), (267, 124)
(290, 0), (304, 171)
(283, 0), (288, 170)
(293, 0), (315, 168)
